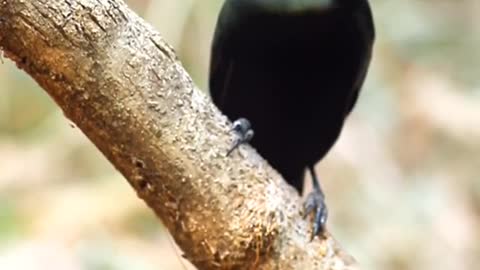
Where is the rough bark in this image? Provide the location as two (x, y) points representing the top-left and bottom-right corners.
(0, 0), (358, 269)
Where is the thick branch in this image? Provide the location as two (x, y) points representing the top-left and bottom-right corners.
(0, 0), (358, 269)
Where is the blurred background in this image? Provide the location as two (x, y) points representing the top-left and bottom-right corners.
(0, 0), (479, 269)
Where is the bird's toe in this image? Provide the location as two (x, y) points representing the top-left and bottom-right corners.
(303, 189), (328, 240)
(227, 118), (254, 156)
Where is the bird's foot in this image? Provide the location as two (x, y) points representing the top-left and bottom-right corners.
(304, 166), (328, 240)
(226, 118), (254, 156)
(303, 190), (328, 240)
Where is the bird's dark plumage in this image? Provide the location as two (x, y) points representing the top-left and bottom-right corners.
(209, 0), (374, 234)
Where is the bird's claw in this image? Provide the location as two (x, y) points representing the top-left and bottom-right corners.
(227, 118), (254, 156)
(303, 189), (328, 240)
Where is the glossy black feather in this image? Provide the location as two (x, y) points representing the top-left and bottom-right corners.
(210, 0), (375, 192)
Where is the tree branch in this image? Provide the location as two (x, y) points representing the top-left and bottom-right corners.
(0, 0), (358, 269)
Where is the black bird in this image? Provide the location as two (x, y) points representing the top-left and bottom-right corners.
(209, 0), (375, 237)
